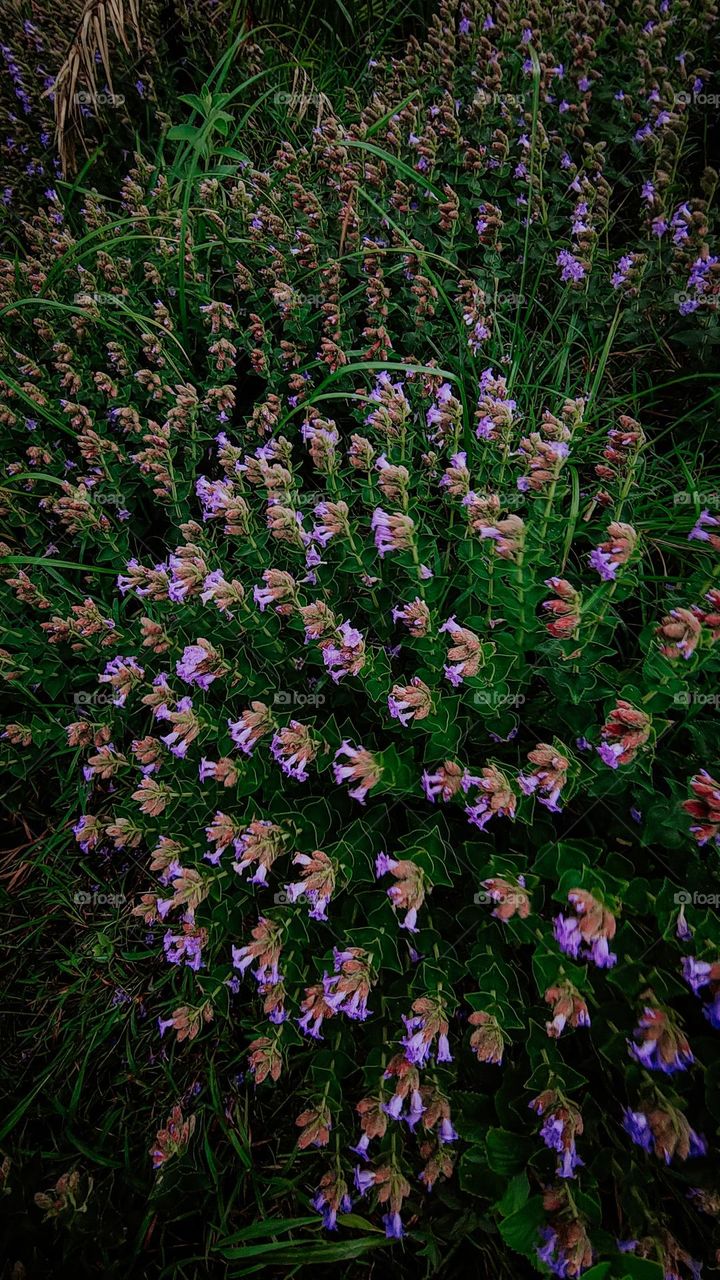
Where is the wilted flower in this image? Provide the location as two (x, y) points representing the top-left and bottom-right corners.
(247, 1035), (282, 1083)
(468, 1010), (505, 1064)
(296, 1101), (332, 1148)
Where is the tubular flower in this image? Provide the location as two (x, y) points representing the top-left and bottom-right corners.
(270, 721), (318, 782)
(422, 760), (465, 802)
(464, 766), (517, 830)
(589, 521), (637, 580)
(376, 854), (427, 932)
(530, 1091), (584, 1178)
(468, 1011), (505, 1064)
(228, 701), (274, 755)
(312, 1169), (351, 1230)
(545, 982), (591, 1037)
(656, 606), (702, 659)
(623, 1105), (706, 1162)
(333, 741), (382, 803)
(519, 743), (570, 812)
(232, 820), (287, 885)
(371, 507), (416, 557)
(479, 876), (530, 920)
(628, 998), (693, 1073)
(392, 596), (431, 636)
(683, 770), (720, 846)
(597, 699), (651, 768)
(400, 995), (451, 1066)
(388, 676), (433, 726)
(320, 620), (366, 682)
(439, 616), (483, 685)
(554, 889), (617, 969)
(543, 578), (581, 639)
(284, 850), (336, 920)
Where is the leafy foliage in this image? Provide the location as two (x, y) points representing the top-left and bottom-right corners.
(2, 0), (720, 1276)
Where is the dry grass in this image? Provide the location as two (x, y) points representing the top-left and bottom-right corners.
(45, 0), (142, 174)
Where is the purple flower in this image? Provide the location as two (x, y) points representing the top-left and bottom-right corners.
(588, 547), (617, 580)
(383, 1211), (404, 1239)
(556, 249), (586, 283)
